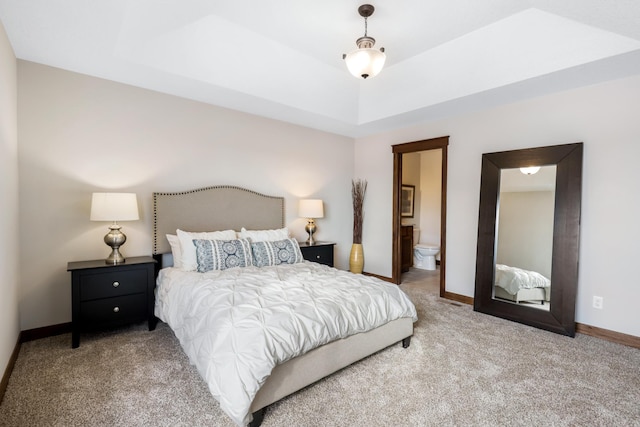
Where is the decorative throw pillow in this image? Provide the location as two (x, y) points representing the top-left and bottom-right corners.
(251, 238), (304, 267)
(193, 238), (253, 273)
(177, 229), (237, 271)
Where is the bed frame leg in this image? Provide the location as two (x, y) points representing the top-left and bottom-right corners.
(402, 336), (411, 348)
(248, 408), (265, 427)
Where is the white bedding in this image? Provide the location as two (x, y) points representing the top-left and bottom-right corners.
(495, 263), (550, 295)
(155, 261), (417, 426)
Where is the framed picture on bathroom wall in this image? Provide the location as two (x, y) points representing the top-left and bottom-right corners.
(401, 184), (415, 217)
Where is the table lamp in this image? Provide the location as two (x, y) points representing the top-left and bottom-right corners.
(90, 192), (139, 264)
(299, 199), (324, 245)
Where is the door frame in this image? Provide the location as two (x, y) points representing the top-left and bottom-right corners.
(392, 136), (449, 298)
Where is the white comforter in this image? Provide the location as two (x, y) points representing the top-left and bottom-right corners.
(495, 263), (551, 295)
(155, 261), (417, 426)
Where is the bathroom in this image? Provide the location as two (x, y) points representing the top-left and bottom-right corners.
(401, 149), (442, 287)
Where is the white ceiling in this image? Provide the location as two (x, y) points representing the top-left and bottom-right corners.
(1, 1), (640, 137)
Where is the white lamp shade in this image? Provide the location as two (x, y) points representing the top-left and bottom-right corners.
(90, 193), (140, 222)
(299, 199), (324, 218)
(345, 48), (386, 79)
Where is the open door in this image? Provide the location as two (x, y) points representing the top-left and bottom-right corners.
(392, 136), (448, 299)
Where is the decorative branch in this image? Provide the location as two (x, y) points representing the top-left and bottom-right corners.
(352, 179), (367, 244)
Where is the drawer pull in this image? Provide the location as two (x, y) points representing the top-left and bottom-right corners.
(112, 281), (120, 288)
(113, 306), (120, 313)
(316, 255), (321, 259)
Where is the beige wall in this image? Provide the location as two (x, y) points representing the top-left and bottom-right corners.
(0, 20), (19, 376)
(17, 61), (354, 330)
(11, 54), (640, 340)
(418, 150), (441, 246)
(401, 152), (421, 227)
(400, 150), (442, 247)
(356, 74), (640, 337)
(497, 191), (555, 278)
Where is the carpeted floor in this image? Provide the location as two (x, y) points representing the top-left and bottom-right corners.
(1, 268), (639, 426)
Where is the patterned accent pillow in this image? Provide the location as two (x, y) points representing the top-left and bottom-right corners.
(193, 238), (253, 273)
(177, 229), (237, 271)
(251, 238), (304, 267)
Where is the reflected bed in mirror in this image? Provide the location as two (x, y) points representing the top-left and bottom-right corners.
(494, 165), (556, 311)
(474, 143), (583, 336)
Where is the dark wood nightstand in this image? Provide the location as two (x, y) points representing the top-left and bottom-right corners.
(67, 256), (157, 348)
(298, 241), (336, 267)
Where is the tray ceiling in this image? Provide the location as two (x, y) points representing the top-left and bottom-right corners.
(1, 1), (639, 137)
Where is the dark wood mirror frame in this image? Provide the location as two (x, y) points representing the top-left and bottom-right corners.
(474, 142), (583, 337)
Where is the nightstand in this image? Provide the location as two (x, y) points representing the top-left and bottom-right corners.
(298, 241), (336, 267)
(67, 256), (157, 348)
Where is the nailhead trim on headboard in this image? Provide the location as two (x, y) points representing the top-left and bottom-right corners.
(152, 185), (285, 255)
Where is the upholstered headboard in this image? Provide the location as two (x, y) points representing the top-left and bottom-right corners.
(153, 185), (285, 255)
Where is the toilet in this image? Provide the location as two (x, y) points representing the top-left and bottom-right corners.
(413, 228), (440, 270)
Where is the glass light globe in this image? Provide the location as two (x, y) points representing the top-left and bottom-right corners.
(345, 48), (386, 79)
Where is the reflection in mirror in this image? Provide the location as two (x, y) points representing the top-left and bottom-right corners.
(494, 166), (556, 311)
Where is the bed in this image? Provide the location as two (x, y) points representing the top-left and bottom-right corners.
(493, 263), (550, 304)
(152, 185), (417, 427)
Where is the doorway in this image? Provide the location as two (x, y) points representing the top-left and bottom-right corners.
(392, 136), (448, 299)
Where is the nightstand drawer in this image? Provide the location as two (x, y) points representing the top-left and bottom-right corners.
(303, 246), (332, 264)
(299, 242), (335, 267)
(79, 269), (148, 301)
(80, 293), (147, 324)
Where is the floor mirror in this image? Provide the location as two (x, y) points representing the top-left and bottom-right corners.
(473, 142), (583, 336)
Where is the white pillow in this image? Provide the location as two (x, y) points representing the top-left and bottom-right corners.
(238, 227), (289, 242)
(176, 228), (237, 271)
(166, 234), (182, 269)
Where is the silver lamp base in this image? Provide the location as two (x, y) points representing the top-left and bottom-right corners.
(104, 223), (127, 264)
(305, 219), (317, 245)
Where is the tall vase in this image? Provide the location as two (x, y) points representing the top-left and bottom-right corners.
(349, 243), (364, 274)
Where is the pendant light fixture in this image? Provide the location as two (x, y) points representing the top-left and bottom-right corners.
(343, 4), (386, 79)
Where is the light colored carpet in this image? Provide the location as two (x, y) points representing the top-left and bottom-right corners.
(1, 269), (639, 427)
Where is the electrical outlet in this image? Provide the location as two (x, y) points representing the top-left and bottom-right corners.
(593, 296), (603, 310)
